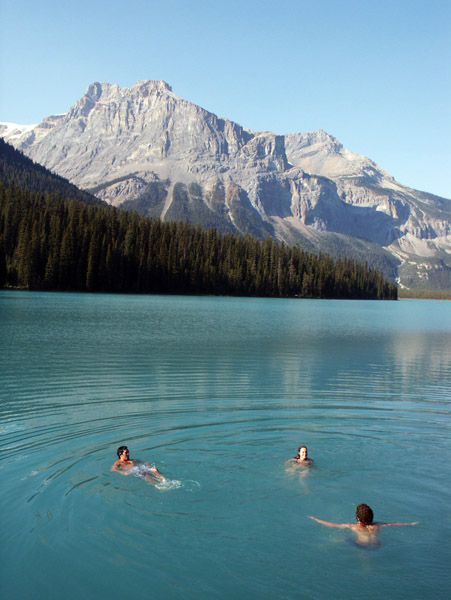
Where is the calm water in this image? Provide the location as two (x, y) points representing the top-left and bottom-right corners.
(1, 291), (450, 600)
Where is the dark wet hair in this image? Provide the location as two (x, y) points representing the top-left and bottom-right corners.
(294, 445), (308, 459)
(356, 503), (374, 525)
(117, 445), (128, 458)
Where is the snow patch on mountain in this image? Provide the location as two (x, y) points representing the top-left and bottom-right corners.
(0, 122), (37, 140)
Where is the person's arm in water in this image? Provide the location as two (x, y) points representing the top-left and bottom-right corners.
(308, 516), (352, 529)
(111, 460), (132, 475)
(309, 516), (418, 529)
(376, 521), (419, 527)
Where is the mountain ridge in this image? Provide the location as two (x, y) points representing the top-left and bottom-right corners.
(2, 80), (450, 288)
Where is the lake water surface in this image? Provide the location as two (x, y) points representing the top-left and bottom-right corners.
(1, 291), (450, 599)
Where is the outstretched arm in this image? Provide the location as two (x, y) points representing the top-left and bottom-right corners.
(377, 521), (419, 527)
(308, 516), (351, 529)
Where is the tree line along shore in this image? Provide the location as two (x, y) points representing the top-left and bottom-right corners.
(0, 182), (397, 299)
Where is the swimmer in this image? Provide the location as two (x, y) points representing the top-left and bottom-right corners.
(111, 446), (165, 485)
(309, 503), (418, 547)
(286, 445), (314, 466)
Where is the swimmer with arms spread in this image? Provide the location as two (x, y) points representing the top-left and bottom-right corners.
(286, 445), (314, 466)
(309, 503), (418, 547)
(111, 446), (165, 485)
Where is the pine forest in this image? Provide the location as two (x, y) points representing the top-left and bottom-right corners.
(0, 182), (397, 300)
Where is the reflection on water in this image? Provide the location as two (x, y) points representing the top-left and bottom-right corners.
(1, 292), (450, 600)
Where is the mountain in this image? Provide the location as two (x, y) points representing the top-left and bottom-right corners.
(0, 137), (102, 205)
(2, 80), (450, 288)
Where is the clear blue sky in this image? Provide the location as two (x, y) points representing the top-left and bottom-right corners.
(1, 0), (450, 198)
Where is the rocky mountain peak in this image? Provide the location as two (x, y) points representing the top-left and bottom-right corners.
(132, 79), (173, 93)
(85, 82), (104, 102)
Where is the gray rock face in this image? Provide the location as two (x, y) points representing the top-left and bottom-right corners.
(2, 80), (450, 288)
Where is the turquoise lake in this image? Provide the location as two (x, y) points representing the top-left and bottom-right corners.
(1, 291), (450, 599)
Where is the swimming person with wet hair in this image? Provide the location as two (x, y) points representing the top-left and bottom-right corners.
(309, 503), (418, 546)
(286, 445), (314, 466)
(111, 445), (165, 485)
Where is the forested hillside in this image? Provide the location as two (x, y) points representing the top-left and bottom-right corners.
(0, 183), (397, 299)
(0, 138), (101, 205)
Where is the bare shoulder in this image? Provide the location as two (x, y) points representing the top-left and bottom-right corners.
(355, 523), (380, 532)
(286, 458), (314, 467)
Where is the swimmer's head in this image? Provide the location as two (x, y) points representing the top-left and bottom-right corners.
(117, 445), (129, 459)
(356, 503), (374, 525)
(297, 446), (308, 460)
